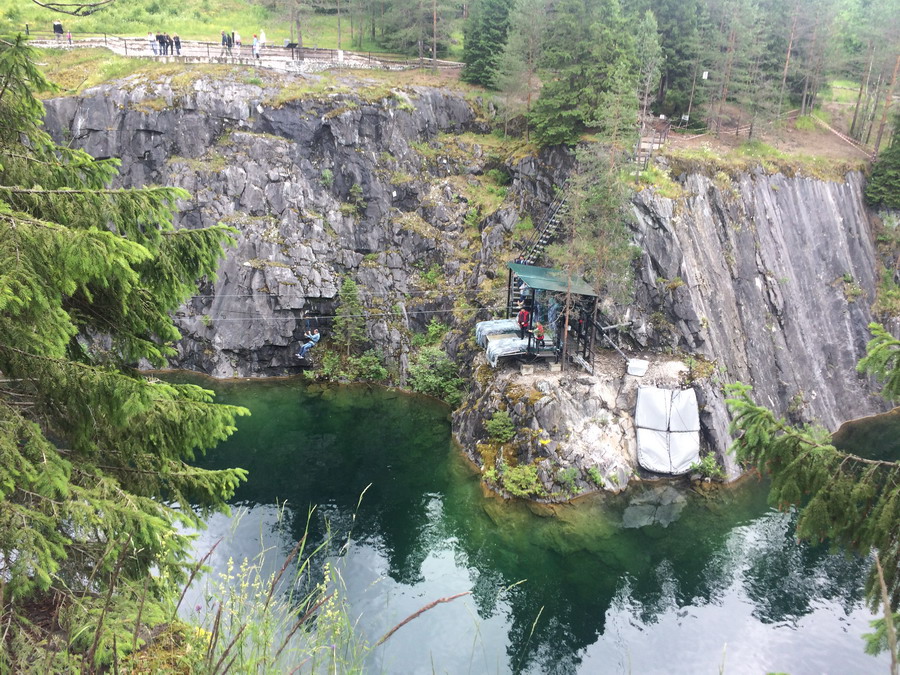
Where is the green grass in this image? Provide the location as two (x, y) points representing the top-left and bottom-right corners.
(1, 0), (272, 42)
(825, 80), (861, 104)
(0, 0), (466, 56)
(664, 140), (868, 182)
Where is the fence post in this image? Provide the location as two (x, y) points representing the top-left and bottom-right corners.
(104, 33), (107, 45)
(124, 39), (127, 56)
(25, 23), (29, 35)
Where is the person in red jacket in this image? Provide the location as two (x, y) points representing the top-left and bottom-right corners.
(516, 307), (530, 340)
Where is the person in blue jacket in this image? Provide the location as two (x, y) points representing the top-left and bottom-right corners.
(296, 328), (320, 360)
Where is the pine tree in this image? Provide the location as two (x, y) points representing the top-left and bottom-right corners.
(726, 322), (900, 618)
(0, 35), (248, 668)
(530, 0), (634, 145)
(495, 0), (548, 139)
(634, 10), (663, 129)
(866, 113), (900, 209)
(332, 277), (367, 356)
(462, 0), (513, 88)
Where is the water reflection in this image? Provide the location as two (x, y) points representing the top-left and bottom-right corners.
(180, 375), (885, 673)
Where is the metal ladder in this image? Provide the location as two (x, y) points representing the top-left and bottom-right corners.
(521, 187), (569, 265)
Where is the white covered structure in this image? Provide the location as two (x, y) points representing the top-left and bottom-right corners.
(635, 387), (701, 475)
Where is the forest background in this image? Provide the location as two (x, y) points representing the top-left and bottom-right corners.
(2, 0), (898, 150)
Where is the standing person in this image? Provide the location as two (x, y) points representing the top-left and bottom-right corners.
(532, 322), (545, 348)
(296, 329), (320, 360)
(156, 31), (165, 55)
(234, 31), (241, 55)
(165, 33), (174, 55)
(517, 306), (531, 340)
(252, 34), (260, 59)
(226, 31), (233, 56)
(148, 31), (157, 55)
(53, 20), (63, 41)
(66, 30), (72, 46)
(219, 30), (228, 57)
(259, 29), (266, 48)
(173, 33), (181, 56)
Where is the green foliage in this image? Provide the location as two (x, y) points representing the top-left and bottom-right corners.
(462, 0), (512, 88)
(0, 35), (248, 669)
(321, 168), (334, 188)
(485, 410), (516, 442)
(587, 466), (605, 487)
(348, 182), (366, 213)
(857, 323), (900, 402)
(411, 318), (449, 347)
(332, 277), (367, 356)
(689, 453), (725, 480)
(557, 466), (580, 493)
(725, 379), (900, 612)
(500, 461), (545, 498)
(419, 262), (444, 288)
(549, 143), (635, 304)
(486, 167), (512, 186)
(408, 346), (465, 406)
(866, 115), (900, 209)
(530, 0), (635, 146)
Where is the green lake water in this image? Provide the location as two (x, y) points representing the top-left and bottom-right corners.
(181, 375), (890, 674)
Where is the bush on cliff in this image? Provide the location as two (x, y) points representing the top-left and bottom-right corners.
(408, 346), (465, 406)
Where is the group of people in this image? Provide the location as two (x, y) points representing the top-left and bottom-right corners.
(148, 31), (181, 56)
(220, 30), (266, 59)
(52, 21), (72, 45)
(516, 306), (546, 347)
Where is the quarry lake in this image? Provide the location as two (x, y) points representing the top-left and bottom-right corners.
(180, 374), (890, 674)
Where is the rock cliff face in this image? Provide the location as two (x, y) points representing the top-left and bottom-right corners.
(42, 72), (887, 492)
(630, 170), (886, 475)
(43, 70), (512, 377)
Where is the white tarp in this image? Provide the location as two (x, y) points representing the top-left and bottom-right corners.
(635, 387), (700, 475)
(485, 336), (529, 367)
(475, 319), (519, 348)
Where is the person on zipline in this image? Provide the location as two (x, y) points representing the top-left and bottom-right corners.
(296, 328), (320, 360)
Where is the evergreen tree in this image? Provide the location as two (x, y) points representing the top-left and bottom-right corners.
(635, 10), (663, 129)
(866, 113), (900, 209)
(530, 0), (634, 145)
(496, 0), (548, 138)
(462, 0), (512, 87)
(726, 322), (900, 621)
(0, 35), (248, 668)
(333, 277), (367, 355)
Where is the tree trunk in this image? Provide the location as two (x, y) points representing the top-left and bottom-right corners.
(337, 0), (342, 50)
(778, 2), (799, 117)
(874, 53), (900, 154)
(432, 0), (437, 67)
(851, 43), (874, 138)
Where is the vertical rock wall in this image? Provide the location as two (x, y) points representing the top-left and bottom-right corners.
(631, 170), (888, 474)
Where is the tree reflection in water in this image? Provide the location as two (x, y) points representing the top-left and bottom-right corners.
(184, 376), (882, 673)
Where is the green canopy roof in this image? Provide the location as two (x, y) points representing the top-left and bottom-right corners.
(508, 263), (597, 297)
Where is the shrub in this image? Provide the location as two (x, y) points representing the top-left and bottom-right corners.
(485, 410), (516, 442)
(349, 350), (389, 382)
(557, 467), (579, 493)
(408, 347), (465, 406)
(501, 462), (545, 498)
(411, 318), (449, 348)
(587, 466), (605, 487)
(690, 453), (725, 480)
